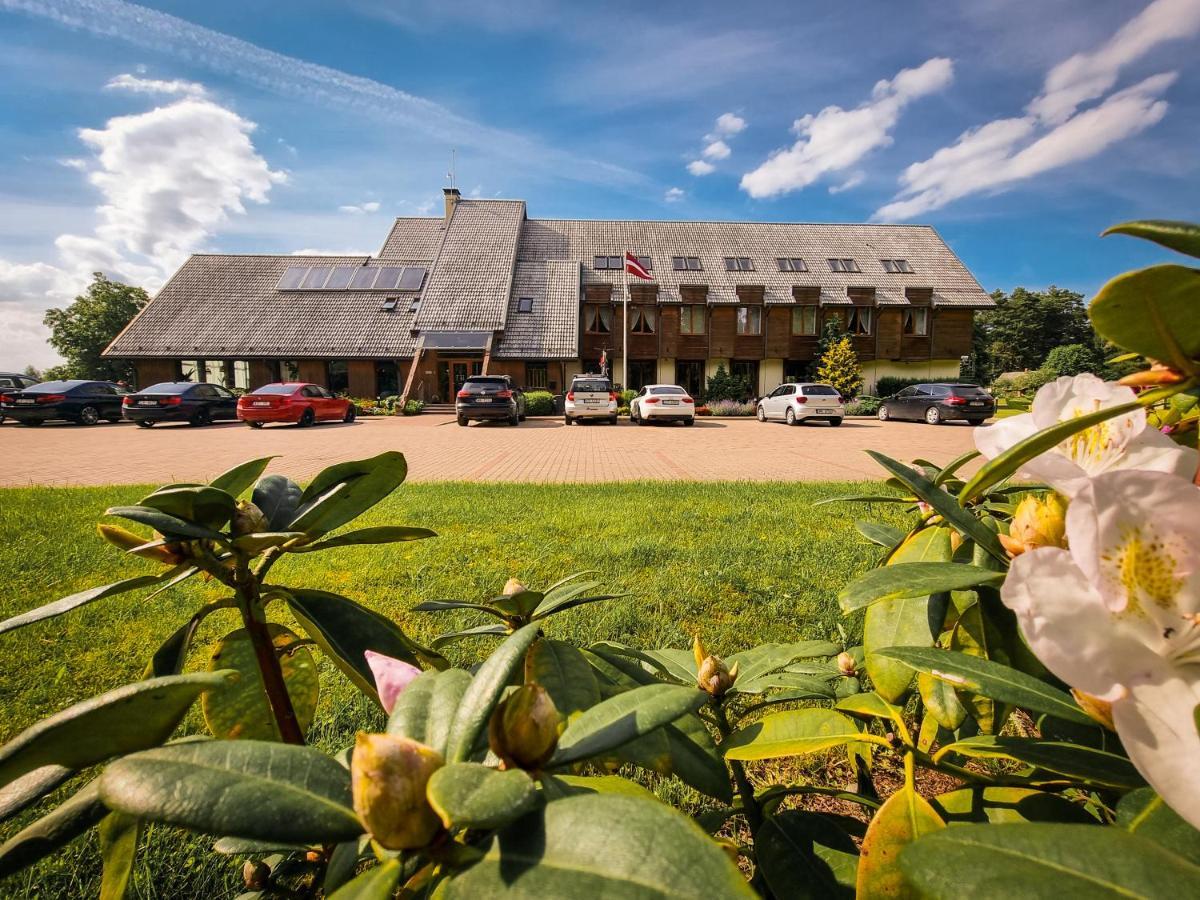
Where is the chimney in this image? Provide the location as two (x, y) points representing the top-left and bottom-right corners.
(443, 187), (461, 222)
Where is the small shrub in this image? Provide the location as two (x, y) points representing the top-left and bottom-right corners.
(706, 399), (756, 416)
(873, 376), (929, 398)
(351, 398), (379, 415)
(816, 335), (863, 399)
(1043, 343), (1103, 377)
(523, 390), (556, 416)
(705, 365), (752, 402)
(846, 396), (880, 416)
(401, 399), (424, 416)
(619, 389), (637, 407)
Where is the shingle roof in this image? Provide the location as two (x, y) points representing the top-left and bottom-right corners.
(376, 217), (446, 260)
(494, 261), (580, 359)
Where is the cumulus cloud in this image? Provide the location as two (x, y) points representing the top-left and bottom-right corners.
(686, 111), (749, 176)
(874, 1), (1196, 220)
(713, 113), (746, 136)
(106, 72), (208, 97)
(740, 57), (953, 199)
(338, 201), (381, 214)
(0, 261), (79, 368)
(702, 140), (731, 160)
(687, 159), (716, 176)
(663, 187), (685, 202)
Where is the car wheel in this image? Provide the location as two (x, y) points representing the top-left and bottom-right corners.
(609, 415), (618, 425)
(637, 412), (650, 425)
(457, 416), (469, 427)
(563, 415), (572, 426)
(684, 417), (695, 427)
(189, 408), (211, 427)
(756, 405), (766, 422)
(343, 405), (356, 423)
(79, 405), (100, 425)
(829, 417), (843, 427)
(509, 411), (519, 426)
(785, 407), (796, 426)
(877, 405), (890, 421)
(247, 421), (264, 429)
(136, 419), (154, 428)
(299, 407), (315, 427)
(925, 406), (942, 425)
(967, 418), (985, 426)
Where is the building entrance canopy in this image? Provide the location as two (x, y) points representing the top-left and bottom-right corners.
(421, 331), (492, 350)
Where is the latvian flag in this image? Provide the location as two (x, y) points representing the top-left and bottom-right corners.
(599, 349), (608, 370)
(625, 252), (652, 280)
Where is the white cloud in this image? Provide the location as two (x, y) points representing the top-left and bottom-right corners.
(829, 171), (866, 194)
(740, 57), (954, 199)
(874, 1), (1193, 221)
(338, 201), (381, 214)
(106, 72), (207, 98)
(663, 187), (685, 203)
(702, 140), (731, 160)
(685, 112), (750, 176)
(687, 159), (716, 176)
(713, 113), (746, 136)
(0, 261), (78, 369)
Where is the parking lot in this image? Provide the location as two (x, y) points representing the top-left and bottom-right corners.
(0, 414), (986, 486)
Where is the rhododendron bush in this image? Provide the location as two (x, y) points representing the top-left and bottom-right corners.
(3, 219), (1200, 897)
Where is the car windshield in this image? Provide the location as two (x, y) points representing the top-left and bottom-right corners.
(651, 386), (686, 395)
(949, 385), (989, 396)
(463, 379), (508, 393)
(252, 384), (299, 395)
(573, 381), (610, 393)
(803, 385), (839, 395)
(141, 382), (192, 394)
(26, 380), (82, 393)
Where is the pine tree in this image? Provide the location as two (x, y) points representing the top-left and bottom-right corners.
(816, 335), (863, 399)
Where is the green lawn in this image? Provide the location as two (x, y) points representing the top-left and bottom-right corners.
(0, 480), (906, 898)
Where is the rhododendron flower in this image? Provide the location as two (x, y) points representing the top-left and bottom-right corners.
(975, 374), (1197, 496)
(364, 650), (421, 714)
(1002, 470), (1200, 828)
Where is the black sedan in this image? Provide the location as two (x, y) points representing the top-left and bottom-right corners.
(877, 383), (995, 425)
(455, 375), (527, 426)
(0, 372), (41, 424)
(1, 380), (128, 426)
(122, 381), (240, 427)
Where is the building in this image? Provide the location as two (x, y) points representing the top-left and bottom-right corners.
(104, 188), (994, 400)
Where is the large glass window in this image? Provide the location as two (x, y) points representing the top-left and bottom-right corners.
(232, 361), (250, 390)
(205, 360), (225, 385)
(375, 361), (399, 397)
(903, 307), (928, 336)
(731, 360), (759, 395)
(585, 305), (612, 334)
(280, 360), (301, 381)
(848, 307), (872, 335)
(675, 360), (705, 399)
(626, 360), (656, 392)
(680, 305), (705, 335)
(736, 306), (762, 335)
(792, 306), (818, 336)
(179, 360), (202, 381)
(630, 307), (655, 334)
(327, 360), (349, 394)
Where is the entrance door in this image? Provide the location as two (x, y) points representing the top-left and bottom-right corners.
(439, 359), (484, 400)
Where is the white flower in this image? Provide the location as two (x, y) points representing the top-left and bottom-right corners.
(975, 374), (1197, 496)
(1002, 470), (1200, 828)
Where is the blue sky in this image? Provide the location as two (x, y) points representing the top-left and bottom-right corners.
(2, 0), (1199, 368)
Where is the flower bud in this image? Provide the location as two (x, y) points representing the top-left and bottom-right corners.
(1118, 364), (1185, 388)
(502, 577), (527, 596)
(488, 684), (561, 770)
(1001, 494), (1068, 557)
(1071, 689), (1115, 732)
(837, 651), (858, 677)
(351, 733), (443, 850)
(231, 500), (268, 537)
(243, 860), (270, 890)
(697, 654), (735, 697)
(97, 523), (185, 565)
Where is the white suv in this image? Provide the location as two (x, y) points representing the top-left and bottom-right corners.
(756, 382), (844, 426)
(564, 375), (618, 425)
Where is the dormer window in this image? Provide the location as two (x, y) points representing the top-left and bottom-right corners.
(672, 256), (702, 271)
(593, 255), (623, 270)
(777, 258), (808, 272)
(828, 258), (861, 273)
(517, 296), (534, 313)
(882, 258), (914, 274)
(724, 257), (754, 272)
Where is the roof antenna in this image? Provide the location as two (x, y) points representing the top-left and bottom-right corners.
(446, 148), (456, 190)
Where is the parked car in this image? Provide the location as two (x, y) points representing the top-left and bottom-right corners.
(122, 381), (239, 427)
(564, 375), (617, 425)
(877, 383), (995, 425)
(630, 384), (695, 426)
(456, 375), (526, 426)
(237, 383), (355, 428)
(0, 380), (127, 426)
(0, 372), (41, 424)
(756, 383), (844, 426)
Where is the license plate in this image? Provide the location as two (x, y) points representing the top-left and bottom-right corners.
(16, 398), (35, 405)
(139, 400), (158, 406)
(969, 401), (985, 407)
(583, 399), (600, 404)
(663, 400), (679, 406)
(475, 398), (492, 403)
(252, 401), (270, 407)
(817, 408), (836, 414)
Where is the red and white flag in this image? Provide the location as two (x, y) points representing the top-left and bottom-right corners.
(625, 252), (652, 280)
(599, 349), (608, 372)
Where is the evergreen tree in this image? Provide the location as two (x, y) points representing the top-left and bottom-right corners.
(704, 364), (752, 402)
(816, 335), (863, 399)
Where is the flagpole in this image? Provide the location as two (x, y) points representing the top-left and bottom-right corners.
(622, 255), (628, 390)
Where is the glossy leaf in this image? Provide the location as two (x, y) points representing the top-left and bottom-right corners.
(99, 740), (361, 844)
(733, 671), (835, 697)
(491, 588), (546, 618)
(917, 672), (967, 731)
(231, 531), (306, 555)
(1090, 264), (1200, 368)
(289, 452), (408, 536)
(1104, 219), (1200, 258)
(290, 525), (436, 553)
(431, 623), (511, 648)
(723, 708), (861, 761)
(209, 456), (276, 499)
(899, 824), (1200, 898)
(98, 811), (140, 900)
(727, 640), (840, 684)
(550, 684), (706, 766)
(0, 572), (173, 637)
(327, 859), (401, 900)
(442, 794), (754, 898)
(940, 735), (1143, 788)
(0, 671), (232, 788)
(856, 521), (906, 548)
(426, 763), (536, 831)
(444, 623), (541, 762)
(835, 692), (903, 726)
(0, 780), (106, 877)
(526, 638), (600, 717)
(1117, 788), (1200, 862)
(930, 786), (1097, 825)
(201, 625), (319, 741)
(0, 765), (72, 823)
(386, 668), (473, 755)
(531, 580), (624, 620)
(139, 485), (237, 529)
(145, 600), (234, 678)
(872, 647), (1093, 726)
(856, 785), (944, 899)
(840, 563), (1004, 613)
(252, 474), (303, 532)
(104, 505), (227, 542)
(757, 810), (858, 900)
(541, 774), (661, 803)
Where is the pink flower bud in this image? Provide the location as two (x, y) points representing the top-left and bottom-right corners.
(365, 650), (422, 714)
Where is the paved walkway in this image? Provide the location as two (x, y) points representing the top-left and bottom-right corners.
(0, 415), (985, 486)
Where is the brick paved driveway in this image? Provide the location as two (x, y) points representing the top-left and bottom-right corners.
(0, 415), (985, 486)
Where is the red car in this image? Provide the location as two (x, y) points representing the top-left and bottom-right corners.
(237, 383), (356, 428)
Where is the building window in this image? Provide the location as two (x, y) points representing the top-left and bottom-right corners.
(731, 360), (759, 394)
(847, 307), (872, 335)
(585, 305), (612, 334)
(375, 361), (399, 397)
(205, 360), (225, 385)
(635, 255), (652, 271)
(630, 307), (656, 334)
(672, 256), (702, 271)
(179, 360), (202, 381)
(882, 258), (914, 274)
(777, 257), (808, 272)
(525, 362), (548, 390)
(517, 296), (534, 313)
(736, 306), (762, 335)
(626, 360), (656, 392)
(232, 361), (250, 391)
(827, 258), (861, 273)
(280, 360), (300, 381)
(903, 307), (929, 336)
(327, 360), (349, 394)
(593, 255), (624, 270)
(676, 360), (705, 399)
(680, 304), (706, 335)
(724, 257), (754, 271)
(792, 306), (818, 336)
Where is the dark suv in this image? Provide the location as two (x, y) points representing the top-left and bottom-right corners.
(877, 383), (995, 425)
(455, 376), (527, 426)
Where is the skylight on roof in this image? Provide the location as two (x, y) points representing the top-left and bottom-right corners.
(517, 296), (533, 313)
(777, 257), (808, 272)
(398, 267), (427, 290)
(827, 258), (861, 273)
(724, 257), (754, 271)
(278, 266), (308, 290)
(882, 259), (914, 274)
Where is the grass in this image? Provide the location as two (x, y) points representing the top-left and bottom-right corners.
(0, 479), (907, 898)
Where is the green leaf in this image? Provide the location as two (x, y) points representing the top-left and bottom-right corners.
(856, 784), (944, 899)
(933, 449), (981, 487)
(867, 452), (1007, 562)
(1104, 219), (1200, 259)
(899, 823), (1200, 898)
(856, 521), (906, 548)
(412, 599), (505, 617)
(757, 810), (858, 900)
(727, 640), (841, 684)
(145, 600), (235, 678)
(815, 494), (913, 506)
(104, 505), (227, 542)
(840, 563), (1004, 613)
(209, 456), (277, 499)
(252, 474), (303, 532)
(286, 588), (447, 703)
(231, 531), (307, 555)
(917, 671), (967, 731)
(201, 625), (319, 741)
(526, 638), (601, 716)
(98, 811), (140, 900)
(723, 709), (861, 761)
(0, 765), (72, 823)
(99, 740), (361, 844)
(431, 623), (511, 648)
(442, 794), (754, 898)
(386, 669), (473, 755)
(835, 692), (903, 726)
(444, 623), (541, 762)
(289, 525), (436, 552)
(491, 589), (546, 618)
(327, 859), (401, 900)
(426, 763), (536, 831)
(872, 647), (1093, 726)
(0, 573), (170, 637)
(1118, 788), (1200, 862)
(550, 684), (706, 767)
(1090, 263), (1200, 369)
(0, 671), (232, 788)
(531, 580), (624, 620)
(289, 452), (409, 537)
(930, 787), (1097, 825)
(939, 735), (1143, 788)
(0, 780), (106, 878)
(541, 774), (662, 803)
(139, 485), (237, 529)
(732, 672), (835, 697)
